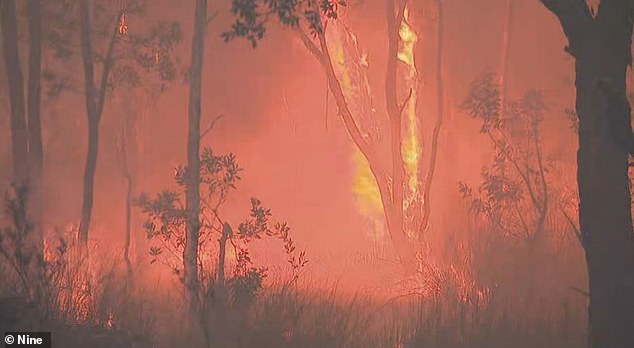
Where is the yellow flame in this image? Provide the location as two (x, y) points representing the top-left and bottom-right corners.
(397, 6), (420, 199)
(328, 24), (385, 241)
(330, 30), (352, 91)
(351, 149), (383, 213)
(352, 148), (385, 240)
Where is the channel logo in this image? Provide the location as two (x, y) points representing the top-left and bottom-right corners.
(4, 332), (50, 348)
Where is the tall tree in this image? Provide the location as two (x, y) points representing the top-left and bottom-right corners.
(27, 0), (44, 253)
(1, 1), (29, 186)
(27, 0), (43, 185)
(424, 0), (444, 237)
(1, 0), (44, 254)
(224, 0), (444, 268)
(77, 0), (123, 246)
(115, 94), (135, 285)
(75, 0), (180, 246)
(539, 1), (634, 347)
(499, 0), (515, 116)
(184, 0), (207, 311)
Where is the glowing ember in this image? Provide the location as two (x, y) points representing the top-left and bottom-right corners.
(105, 311), (114, 328)
(118, 12), (128, 36)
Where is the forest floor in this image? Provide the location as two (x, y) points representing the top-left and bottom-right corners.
(0, 275), (586, 348)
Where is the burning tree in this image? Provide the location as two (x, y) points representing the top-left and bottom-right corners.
(223, 0), (446, 269)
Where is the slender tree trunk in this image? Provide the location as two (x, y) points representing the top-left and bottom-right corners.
(296, 3), (417, 268)
(117, 92), (138, 285)
(124, 169), (132, 277)
(541, 1), (634, 347)
(1, 0), (44, 258)
(27, 0), (44, 255)
(119, 120), (133, 284)
(78, 0), (99, 246)
(385, 0), (407, 258)
(1, 1), (29, 186)
(217, 223), (230, 287)
(135, 98), (150, 265)
(420, 0), (445, 235)
(184, 0), (207, 312)
(499, 0), (514, 116)
(78, 2), (120, 246)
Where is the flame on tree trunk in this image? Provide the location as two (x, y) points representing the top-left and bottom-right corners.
(296, 0), (443, 269)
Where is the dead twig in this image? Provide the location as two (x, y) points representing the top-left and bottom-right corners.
(201, 114), (224, 139)
(398, 88), (414, 116)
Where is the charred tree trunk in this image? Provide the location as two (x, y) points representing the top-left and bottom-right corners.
(1, 0), (44, 258)
(78, 2), (120, 246)
(217, 223), (231, 287)
(27, 0), (43, 254)
(420, 0), (445, 235)
(385, 0), (407, 259)
(124, 166), (133, 279)
(27, 0), (43, 186)
(184, 0), (207, 312)
(118, 118), (133, 285)
(1, 1), (29, 186)
(499, 0), (514, 117)
(541, 1), (634, 347)
(78, 0), (98, 246)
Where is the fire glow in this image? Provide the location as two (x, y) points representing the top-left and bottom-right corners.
(397, 6), (421, 205)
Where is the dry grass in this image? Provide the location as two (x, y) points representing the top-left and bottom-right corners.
(0, 251), (586, 348)
(0, 189), (586, 347)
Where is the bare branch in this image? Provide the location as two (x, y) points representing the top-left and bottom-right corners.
(295, 27), (325, 64)
(96, 10), (125, 120)
(206, 10), (219, 25)
(201, 114), (224, 139)
(561, 204), (583, 247)
(569, 285), (589, 297)
(398, 88), (413, 116)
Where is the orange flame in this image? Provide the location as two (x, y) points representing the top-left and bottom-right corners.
(327, 22), (386, 241)
(397, 6), (421, 208)
(118, 12), (128, 36)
